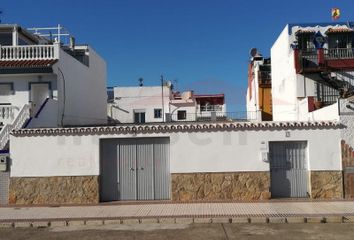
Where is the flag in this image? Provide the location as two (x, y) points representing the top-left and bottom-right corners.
(332, 8), (340, 20)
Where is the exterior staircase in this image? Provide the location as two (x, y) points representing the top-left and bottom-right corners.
(0, 104), (30, 150)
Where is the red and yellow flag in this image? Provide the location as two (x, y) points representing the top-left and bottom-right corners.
(332, 8), (340, 20)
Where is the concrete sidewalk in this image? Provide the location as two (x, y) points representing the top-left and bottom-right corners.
(1, 201), (354, 226)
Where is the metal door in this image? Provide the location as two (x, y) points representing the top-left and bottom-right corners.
(118, 139), (137, 200)
(100, 138), (170, 202)
(153, 138), (170, 199)
(100, 140), (119, 201)
(30, 83), (50, 115)
(269, 141), (308, 198)
(136, 139), (154, 200)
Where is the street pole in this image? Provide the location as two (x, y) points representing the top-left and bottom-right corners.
(161, 75), (165, 122)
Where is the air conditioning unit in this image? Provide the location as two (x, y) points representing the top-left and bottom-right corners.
(0, 154), (8, 171)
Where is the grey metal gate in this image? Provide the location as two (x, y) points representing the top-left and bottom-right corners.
(269, 141), (308, 198)
(0, 171), (10, 205)
(100, 138), (170, 202)
(119, 139), (138, 200)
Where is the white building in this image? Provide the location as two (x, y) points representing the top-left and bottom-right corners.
(111, 85), (171, 123)
(169, 91), (197, 121)
(271, 22), (354, 122)
(246, 54), (272, 121)
(0, 24), (107, 149)
(110, 85), (227, 123)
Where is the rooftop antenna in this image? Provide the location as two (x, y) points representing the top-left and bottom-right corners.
(0, 9), (4, 23)
(138, 77), (144, 86)
(172, 79), (178, 91)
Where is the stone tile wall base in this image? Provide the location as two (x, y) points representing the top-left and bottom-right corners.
(172, 172), (270, 201)
(9, 176), (99, 205)
(341, 140), (354, 199)
(310, 171), (343, 199)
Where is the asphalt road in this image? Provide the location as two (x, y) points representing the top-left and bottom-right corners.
(1, 223), (354, 240)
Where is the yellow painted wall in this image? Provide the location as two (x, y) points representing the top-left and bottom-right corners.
(258, 86), (272, 121)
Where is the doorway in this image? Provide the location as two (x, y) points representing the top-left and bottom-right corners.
(29, 83), (50, 116)
(269, 141), (308, 198)
(100, 138), (170, 201)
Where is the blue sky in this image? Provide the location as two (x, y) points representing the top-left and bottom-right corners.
(1, 0), (353, 111)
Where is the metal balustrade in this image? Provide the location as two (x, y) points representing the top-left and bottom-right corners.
(325, 48), (354, 59)
(167, 111), (260, 123)
(0, 44), (59, 61)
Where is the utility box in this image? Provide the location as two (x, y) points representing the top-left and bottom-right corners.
(0, 154), (8, 171)
(260, 141), (269, 163)
(260, 151), (269, 163)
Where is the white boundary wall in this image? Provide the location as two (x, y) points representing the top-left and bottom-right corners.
(10, 126), (341, 177)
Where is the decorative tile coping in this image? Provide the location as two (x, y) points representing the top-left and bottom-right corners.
(11, 121), (341, 137)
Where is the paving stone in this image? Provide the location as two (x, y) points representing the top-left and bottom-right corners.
(231, 217), (249, 224)
(49, 221), (67, 227)
(268, 217), (287, 223)
(324, 216), (343, 223)
(194, 218), (212, 223)
(286, 217), (306, 223)
(104, 219), (122, 225)
(158, 218), (176, 224)
(14, 222), (32, 228)
(306, 217), (325, 223)
(342, 216), (354, 223)
(250, 217), (268, 223)
(140, 218), (158, 224)
(121, 219), (140, 224)
(85, 220), (104, 226)
(0, 222), (13, 228)
(175, 218), (193, 224)
(211, 218), (231, 223)
(32, 221), (49, 228)
(67, 220), (85, 226)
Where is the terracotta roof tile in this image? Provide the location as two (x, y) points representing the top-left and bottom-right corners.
(0, 59), (57, 68)
(326, 28), (353, 33)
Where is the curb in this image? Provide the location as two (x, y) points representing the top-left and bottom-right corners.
(0, 215), (352, 228)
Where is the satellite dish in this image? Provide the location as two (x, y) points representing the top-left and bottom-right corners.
(250, 48), (258, 57)
(166, 80), (172, 88)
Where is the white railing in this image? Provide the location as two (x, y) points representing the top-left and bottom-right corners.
(0, 44), (59, 61)
(0, 104), (30, 150)
(0, 105), (15, 123)
(325, 48), (354, 59)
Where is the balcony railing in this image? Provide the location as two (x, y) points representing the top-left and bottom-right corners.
(167, 111), (259, 122)
(325, 48), (354, 59)
(295, 48), (354, 73)
(0, 105), (16, 124)
(0, 44), (59, 61)
(200, 105), (223, 112)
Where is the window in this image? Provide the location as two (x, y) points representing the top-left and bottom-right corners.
(134, 110), (145, 124)
(0, 83), (14, 96)
(154, 109), (162, 118)
(0, 33), (12, 46)
(177, 110), (187, 120)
